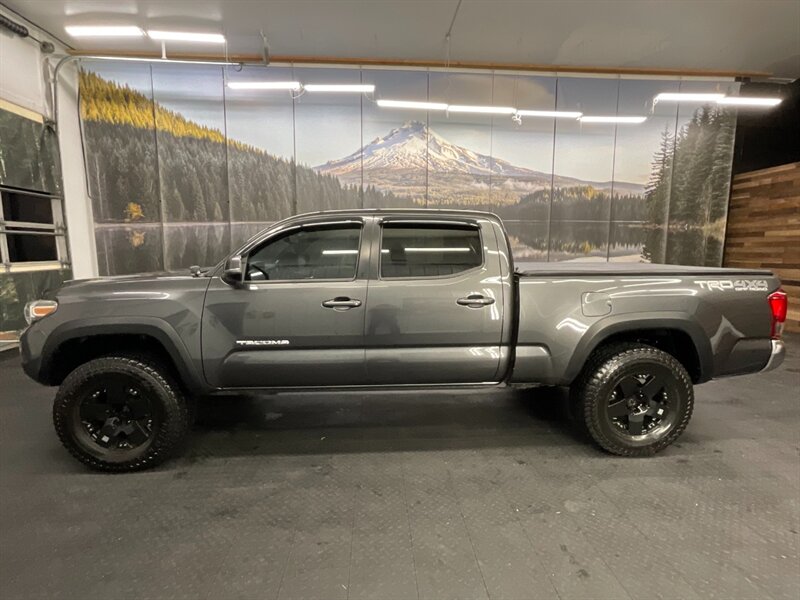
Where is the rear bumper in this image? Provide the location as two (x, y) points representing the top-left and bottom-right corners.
(760, 339), (786, 373)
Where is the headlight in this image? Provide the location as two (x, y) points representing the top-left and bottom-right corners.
(24, 300), (58, 325)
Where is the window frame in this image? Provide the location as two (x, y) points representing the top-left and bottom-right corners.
(377, 219), (485, 281)
(0, 186), (69, 273)
(243, 221), (364, 284)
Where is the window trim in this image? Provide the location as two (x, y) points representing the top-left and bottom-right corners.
(377, 220), (486, 281)
(243, 221), (364, 285)
(0, 186), (69, 273)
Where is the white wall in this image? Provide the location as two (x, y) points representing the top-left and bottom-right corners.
(0, 7), (97, 279)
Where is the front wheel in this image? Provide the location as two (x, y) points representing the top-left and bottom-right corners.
(575, 343), (694, 456)
(53, 356), (190, 472)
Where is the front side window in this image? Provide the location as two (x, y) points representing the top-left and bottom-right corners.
(380, 223), (482, 278)
(245, 224), (361, 281)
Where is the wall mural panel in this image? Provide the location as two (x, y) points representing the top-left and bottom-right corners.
(0, 108), (62, 194)
(360, 69), (428, 209)
(226, 64), (296, 249)
(296, 67), (365, 215)
(78, 61), (739, 275)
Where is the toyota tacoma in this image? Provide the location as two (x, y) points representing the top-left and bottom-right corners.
(20, 209), (788, 471)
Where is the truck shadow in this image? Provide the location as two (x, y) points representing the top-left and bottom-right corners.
(187, 386), (586, 459)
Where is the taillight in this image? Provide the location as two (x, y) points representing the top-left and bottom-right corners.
(768, 289), (788, 339)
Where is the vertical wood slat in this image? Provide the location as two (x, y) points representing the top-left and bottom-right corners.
(724, 162), (800, 333)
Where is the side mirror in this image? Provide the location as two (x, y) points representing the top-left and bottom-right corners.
(222, 255), (244, 285)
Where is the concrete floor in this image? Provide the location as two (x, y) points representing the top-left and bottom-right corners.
(1, 339), (798, 600)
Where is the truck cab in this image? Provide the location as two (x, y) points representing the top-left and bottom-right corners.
(202, 211), (512, 388)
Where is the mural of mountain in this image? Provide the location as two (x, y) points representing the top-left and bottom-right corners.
(315, 120), (645, 201)
(78, 66), (737, 274)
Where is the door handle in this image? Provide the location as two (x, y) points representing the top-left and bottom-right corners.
(322, 297), (362, 310)
(456, 294), (495, 308)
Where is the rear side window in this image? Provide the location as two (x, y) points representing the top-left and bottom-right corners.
(380, 224), (482, 278)
(246, 224), (361, 281)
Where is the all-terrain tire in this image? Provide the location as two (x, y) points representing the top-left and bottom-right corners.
(53, 355), (190, 472)
(574, 343), (694, 456)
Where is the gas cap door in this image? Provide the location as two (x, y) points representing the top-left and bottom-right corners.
(582, 292), (612, 317)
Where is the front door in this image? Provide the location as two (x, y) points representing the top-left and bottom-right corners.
(365, 218), (505, 384)
(202, 220), (369, 388)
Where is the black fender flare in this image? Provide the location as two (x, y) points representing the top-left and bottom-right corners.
(40, 317), (208, 394)
(563, 312), (714, 385)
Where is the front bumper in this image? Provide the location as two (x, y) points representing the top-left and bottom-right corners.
(19, 326), (46, 384)
(760, 339), (786, 373)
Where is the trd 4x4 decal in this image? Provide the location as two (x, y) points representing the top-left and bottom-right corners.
(695, 279), (768, 292)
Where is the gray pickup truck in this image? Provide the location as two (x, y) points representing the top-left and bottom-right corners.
(20, 209), (787, 471)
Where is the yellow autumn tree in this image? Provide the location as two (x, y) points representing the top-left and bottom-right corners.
(124, 202), (144, 222)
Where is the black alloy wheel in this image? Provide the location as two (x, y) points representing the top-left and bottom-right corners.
(575, 343), (694, 456)
(53, 355), (190, 472)
(75, 374), (158, 451)
(606, 365), (676, 439)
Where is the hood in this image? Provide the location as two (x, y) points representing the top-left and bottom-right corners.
(62, 271), (193, 287)
(55, 270), (212, 300)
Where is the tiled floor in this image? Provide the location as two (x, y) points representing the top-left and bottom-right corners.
(1, 338), (798, 599)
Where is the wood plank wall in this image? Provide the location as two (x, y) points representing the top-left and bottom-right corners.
(724, 162), (800, 333)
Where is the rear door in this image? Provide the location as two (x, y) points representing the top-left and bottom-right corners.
(364, 217), (505, 384)
(202, 219), (370, 388)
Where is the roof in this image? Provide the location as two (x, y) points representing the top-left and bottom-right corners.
(291, 208), (502, 219)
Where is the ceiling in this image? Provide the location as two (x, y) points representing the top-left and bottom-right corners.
(4, 0), (800, 78)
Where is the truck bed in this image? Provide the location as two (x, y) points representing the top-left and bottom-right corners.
(514, 261), (773, 277)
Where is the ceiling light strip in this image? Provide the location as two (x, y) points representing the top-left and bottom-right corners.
(654, 92), (725, 102)
(580, 115), (647, 123)
(448, 105), (516, 115)
(147, 30), (226, 44)
(717, 96), (782, 107)
(65, 26), (145, 37)
(304, 84), (375, 93)
(227, 81), (302, 90)
(84, 56), (241, 66)
(516, 109), (582, 119)
(376, 99), (448, 110)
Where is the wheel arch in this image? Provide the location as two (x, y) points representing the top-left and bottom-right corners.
(565, 314), (713, 385)
(40, 318), (207, 394)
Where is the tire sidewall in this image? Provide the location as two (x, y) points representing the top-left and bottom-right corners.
(53, 356), (188, 472)
(583, 345), (694, 456)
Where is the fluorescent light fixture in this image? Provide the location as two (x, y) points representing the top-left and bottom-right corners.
(85, 56), (240, 66)
(580, 115), (647, 124)
(717, 96), (782, 107)
(65, 25), (144, 37)
(376, 99), (448, 110)
(304, 84), (375, 93)
(322, 249), (358, 255)
(516, 109), (582, 119)
(654, 92), (725, 102)
(448, 105), (516, 115)
(147, 30), (226, 44)
(404, 247), (471, 253)
(227, 81), (302, 91)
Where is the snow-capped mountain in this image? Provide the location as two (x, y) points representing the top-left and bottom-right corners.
(317, 120), (541, 179)
(314, 120), (644, 201)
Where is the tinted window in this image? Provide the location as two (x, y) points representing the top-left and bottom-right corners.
(6, 233), (58, 262)
(2, 192), (54, 224)
(246, 224), (361, 281)
(380, 224), (482, 278)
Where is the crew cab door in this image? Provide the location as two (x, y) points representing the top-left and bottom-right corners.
(201, 219), (369, 388)
(365, 217), (506, 384)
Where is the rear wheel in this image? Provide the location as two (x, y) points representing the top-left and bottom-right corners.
(53, 356), (190, 472)
(575, 343), (693, 456)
